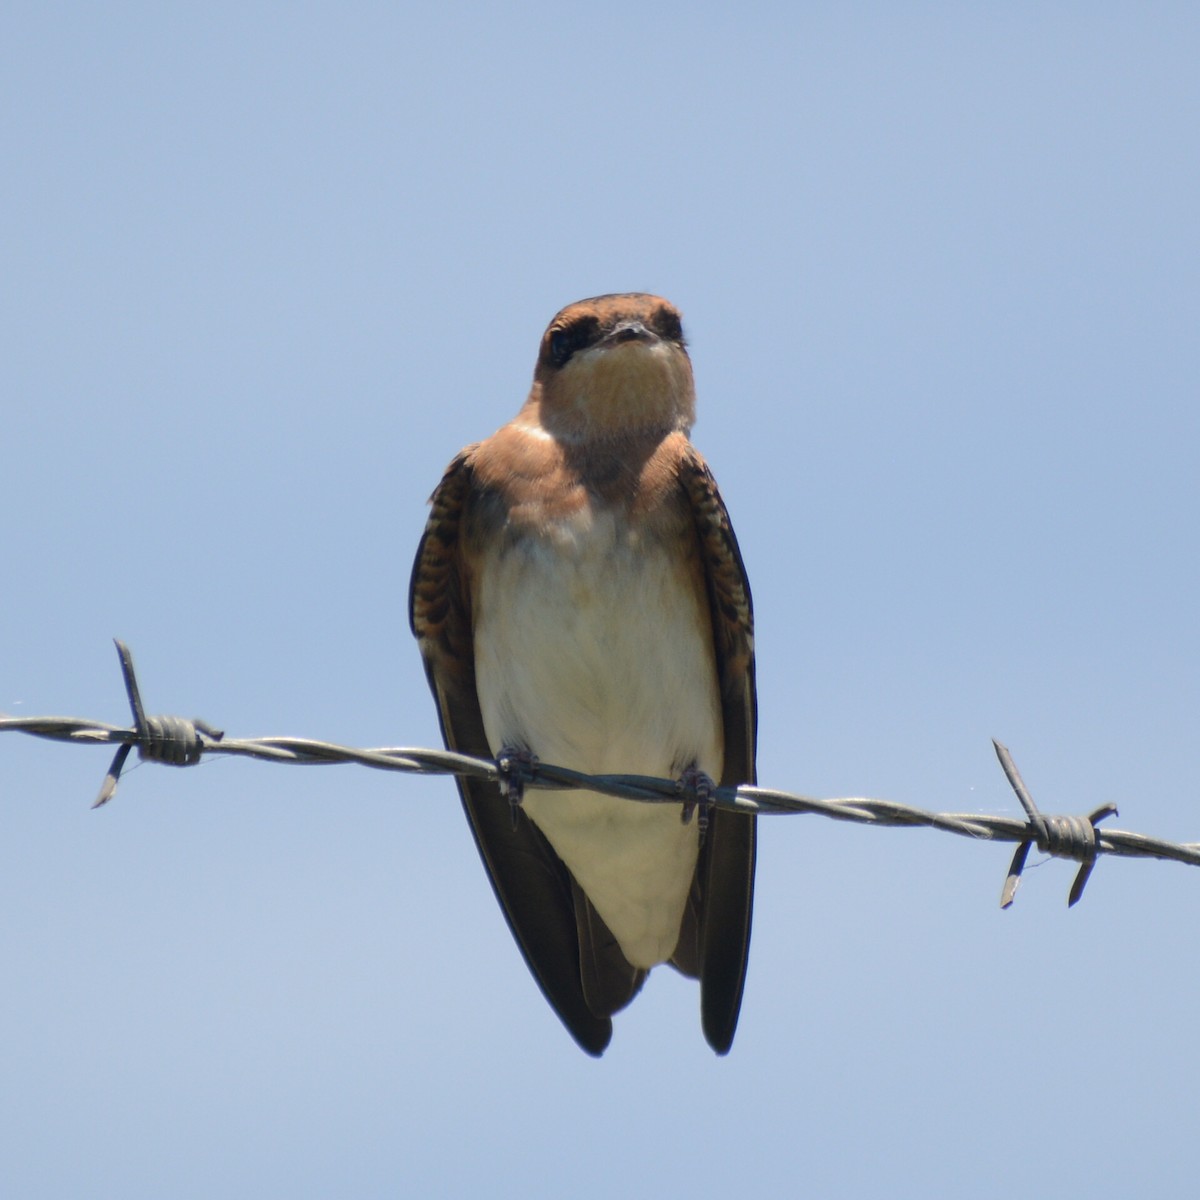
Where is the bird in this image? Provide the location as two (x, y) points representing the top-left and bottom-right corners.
(409, 292), (756, 1055)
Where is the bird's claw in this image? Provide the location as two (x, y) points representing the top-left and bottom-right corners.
(678, 765), (716, 844)
(497, 745), (538, 830)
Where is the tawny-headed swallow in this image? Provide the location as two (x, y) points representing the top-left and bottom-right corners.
(409, 293), (756, 1055)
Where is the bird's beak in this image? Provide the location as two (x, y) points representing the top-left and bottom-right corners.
(600, 320), (657, 348)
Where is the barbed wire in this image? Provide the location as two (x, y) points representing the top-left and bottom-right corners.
(5, 640), (1199, 908)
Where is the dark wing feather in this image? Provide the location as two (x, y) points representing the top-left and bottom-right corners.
(571, 878), (648, 1018)
(409, 449), (612, 1056)
(678, 449), (757, 1055)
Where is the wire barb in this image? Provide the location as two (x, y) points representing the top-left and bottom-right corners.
(993, 739), (1119, 909)
(3, 644), (1199, 904)
(93, 640), (224, 808)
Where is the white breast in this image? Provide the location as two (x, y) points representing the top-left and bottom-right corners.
(473, 506), (722, 969)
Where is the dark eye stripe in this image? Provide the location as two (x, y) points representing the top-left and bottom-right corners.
(655, 307), (684, 344)
(546, 316), (601, 368)
(548, 328), (572, 367)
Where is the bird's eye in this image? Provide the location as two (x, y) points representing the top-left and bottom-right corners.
(548, 327), (573, 367)
(656, 308), (684, 344)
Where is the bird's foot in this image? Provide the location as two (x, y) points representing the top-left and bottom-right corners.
(496, 745), (538, 830)
(677, 764), (716, 844)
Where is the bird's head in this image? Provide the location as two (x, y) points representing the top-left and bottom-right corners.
(527, 293), (696, 441)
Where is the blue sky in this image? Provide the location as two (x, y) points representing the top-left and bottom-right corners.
(3, 5), (1198, 1197)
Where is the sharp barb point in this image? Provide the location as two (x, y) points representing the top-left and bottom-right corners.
(93, 743), (133, 809)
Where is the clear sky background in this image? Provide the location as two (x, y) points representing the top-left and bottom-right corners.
(3, 5), (1198, 1197)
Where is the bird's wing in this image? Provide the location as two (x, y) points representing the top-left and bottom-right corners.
(409, 448), (617, 1055)
(676, 448), (758, 1055)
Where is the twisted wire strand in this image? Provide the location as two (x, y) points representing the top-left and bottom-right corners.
(5, 717), (1199, 861)
(4, 641), (1199, 907)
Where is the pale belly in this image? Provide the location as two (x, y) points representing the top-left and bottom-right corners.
(473, 510), (723, 969)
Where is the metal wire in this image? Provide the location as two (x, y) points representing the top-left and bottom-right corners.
(4, 640), (1199, 908)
